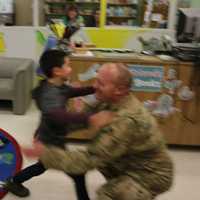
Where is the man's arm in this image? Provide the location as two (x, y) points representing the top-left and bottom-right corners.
(40, 117), (136, 174)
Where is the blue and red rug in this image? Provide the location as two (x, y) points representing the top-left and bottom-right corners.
(0, 128), (22, 199)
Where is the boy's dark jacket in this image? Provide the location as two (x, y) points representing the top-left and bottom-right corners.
(32, 80), (94, 147)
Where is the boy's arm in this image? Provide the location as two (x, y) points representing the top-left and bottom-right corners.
(47, 108), (91, 126)
(47, 108), (114, 132)
(66, 86), (95, 98)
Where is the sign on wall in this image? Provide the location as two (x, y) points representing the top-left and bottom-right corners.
(128, 65), (164, 92)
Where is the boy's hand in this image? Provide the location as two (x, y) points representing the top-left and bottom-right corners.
(22, 140), (44, 158)
(89, 111), (115, 130)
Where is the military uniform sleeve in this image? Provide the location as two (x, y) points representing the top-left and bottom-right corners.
(88, 117), (137, 163)
(40, 117), (136, 174)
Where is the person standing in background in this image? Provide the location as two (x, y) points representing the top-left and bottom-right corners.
(63, 5), (85, 27)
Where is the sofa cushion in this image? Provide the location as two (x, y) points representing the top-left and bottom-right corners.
(0, 78), (13, 99)
(0, 57), (31, 78)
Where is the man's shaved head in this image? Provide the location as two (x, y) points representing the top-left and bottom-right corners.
(100, 63), (133, 89)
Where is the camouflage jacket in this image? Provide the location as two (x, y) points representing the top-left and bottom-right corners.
(41, 93), (173, 195)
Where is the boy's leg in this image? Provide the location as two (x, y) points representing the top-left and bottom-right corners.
(69, 174), (90, 200)
(13, 161), (46, 183)
(4, 161), (46, 197)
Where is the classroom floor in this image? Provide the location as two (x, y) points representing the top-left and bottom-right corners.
(0, 102), (200, 200)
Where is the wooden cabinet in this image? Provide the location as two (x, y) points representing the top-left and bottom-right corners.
(68, 53), (200, 145)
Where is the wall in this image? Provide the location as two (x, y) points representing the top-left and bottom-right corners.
(191, 0), (200, 7)
(85, 27), (175, 48)
(15, 0), (32, 26)
(0, 26), (47, 61)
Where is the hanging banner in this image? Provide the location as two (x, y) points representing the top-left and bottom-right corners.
(128, 65), (164, 92)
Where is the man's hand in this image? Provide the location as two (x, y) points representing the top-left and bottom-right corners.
(73, 97), (85, 112)
(70, 81), (81, 88)
(89, 111), (115, 130)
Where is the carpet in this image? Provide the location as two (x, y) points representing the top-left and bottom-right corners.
(0, 128), (22, 199)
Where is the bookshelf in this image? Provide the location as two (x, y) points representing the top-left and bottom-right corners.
(106, 0), (142, 26)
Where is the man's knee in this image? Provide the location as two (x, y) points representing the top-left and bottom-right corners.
(97, 176), (152, 200)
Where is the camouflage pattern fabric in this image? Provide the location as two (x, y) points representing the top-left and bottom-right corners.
(41, 93), (173, 200)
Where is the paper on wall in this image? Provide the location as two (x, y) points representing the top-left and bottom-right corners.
(0, 32), (6, 52)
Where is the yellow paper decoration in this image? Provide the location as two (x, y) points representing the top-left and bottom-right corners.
(0, 32), (6, 52)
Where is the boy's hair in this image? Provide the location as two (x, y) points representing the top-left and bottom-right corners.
(39, 49), (70, 78)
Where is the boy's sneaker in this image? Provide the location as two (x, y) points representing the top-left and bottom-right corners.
(3, 179), (30, 197)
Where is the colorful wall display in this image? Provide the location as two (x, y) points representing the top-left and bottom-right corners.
(128, 64), (164, 92)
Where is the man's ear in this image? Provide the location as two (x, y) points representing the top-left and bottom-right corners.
(115, 86), (128, 96)
(52, 67), (61, 76)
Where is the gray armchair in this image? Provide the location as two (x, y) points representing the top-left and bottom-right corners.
(0, 57), (34, 114)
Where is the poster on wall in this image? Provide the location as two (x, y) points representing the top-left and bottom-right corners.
(128, 65), (164, 92)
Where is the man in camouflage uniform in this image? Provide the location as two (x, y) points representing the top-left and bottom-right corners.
(40, 63), (174, 200)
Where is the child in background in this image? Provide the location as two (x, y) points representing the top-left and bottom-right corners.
(63, 5), (85, 27)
